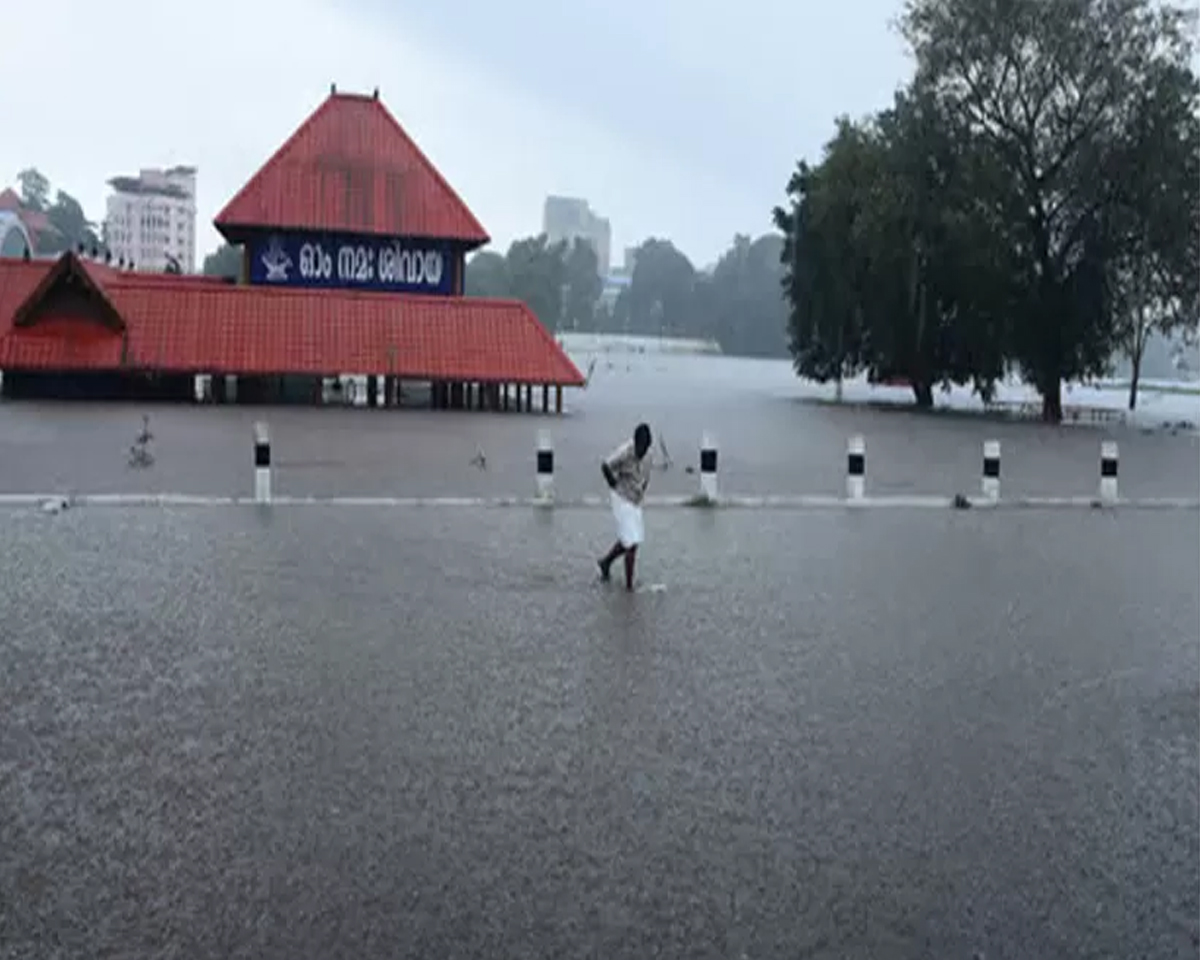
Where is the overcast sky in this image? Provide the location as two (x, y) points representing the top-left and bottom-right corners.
(1, 0), (910, 269)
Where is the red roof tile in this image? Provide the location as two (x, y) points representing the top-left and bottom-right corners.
(12, 252), (125, 330)
(0, 188), (20, 211)
(0, 255), (584, 385)
(214, 91), (490, 247)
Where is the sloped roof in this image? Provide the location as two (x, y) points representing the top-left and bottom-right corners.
(214, 91), (490, 247)
(0, 255), (584, 385)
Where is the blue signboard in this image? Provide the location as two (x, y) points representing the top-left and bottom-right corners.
(247, 231), (455, 295)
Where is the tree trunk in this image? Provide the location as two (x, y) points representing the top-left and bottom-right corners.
(1128, 300), (1147, 412)
(912, 380), (934, 408)
(1041, 378), (1063, 423)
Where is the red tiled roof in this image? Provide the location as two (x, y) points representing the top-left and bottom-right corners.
(0, 255), (584, 386)
(0, 188), (20, 211)
(214, 91), (490, 247)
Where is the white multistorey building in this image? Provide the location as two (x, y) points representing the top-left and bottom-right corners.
(103, 166), (197, 272)
(542, 196), (611, 276)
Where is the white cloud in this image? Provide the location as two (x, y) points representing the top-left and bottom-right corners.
(0, 0), (765, 267)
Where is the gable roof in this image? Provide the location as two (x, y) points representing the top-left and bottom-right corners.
(12, 251), (125, 331)
(0, 255), (584, 385)
(214, 90), (490, 248)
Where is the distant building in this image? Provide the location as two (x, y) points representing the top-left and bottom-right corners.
(599, 271), (630, 313)
(103, 166), (197, 272)
(542, 196), (611, 275)
(0, 188), (56, 252)
(0, 210), (33, 258)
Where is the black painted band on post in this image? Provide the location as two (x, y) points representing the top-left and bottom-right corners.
(847, 453), (865, 477)
(254, 442), (270, 468)
(700, 448), (718, 473)
(536, 450), (554, 474)
(1100, 457), (1118, 478)
(983, 457), (1000, 478)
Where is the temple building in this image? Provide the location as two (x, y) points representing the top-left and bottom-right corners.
(0, 86), (584, 412)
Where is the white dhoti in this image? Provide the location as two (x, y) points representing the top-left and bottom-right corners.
(610, 491), (645, 548)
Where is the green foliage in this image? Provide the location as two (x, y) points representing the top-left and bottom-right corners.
(43, 190), (100, 255)
(16, 168), (49, 211)
(562, 239), (602, 331)
(202, 243), (243, 280)
(11, 169), (100, 255)
(506, 235), (567, 328)
(463, 250), (508, 298)
(775, 0), (1199, 420)
(465, 236), (603, 331)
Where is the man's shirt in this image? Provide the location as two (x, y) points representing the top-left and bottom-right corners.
(605, 440), (651, 505)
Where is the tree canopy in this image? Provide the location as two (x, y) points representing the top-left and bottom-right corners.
(14, 167), (102, 255)
(202, 243), (243, 280)
(774, 0), (1199, 418)
(466, 232), (791, 357)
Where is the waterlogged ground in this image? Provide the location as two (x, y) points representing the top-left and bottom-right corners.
(1, 505), (1197, 959)
(1, 356), (1197, 958)
(0, 356), (1197, 500)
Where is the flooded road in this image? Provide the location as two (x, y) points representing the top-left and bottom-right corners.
(1, 355), (1197, 957)
(0, 355), (1197, 500)
(1, 505), (1197, 958)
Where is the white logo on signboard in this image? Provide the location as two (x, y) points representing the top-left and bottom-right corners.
(261, 236), (293, 282)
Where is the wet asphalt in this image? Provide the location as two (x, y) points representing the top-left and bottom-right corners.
(1, 504), (1197, 959)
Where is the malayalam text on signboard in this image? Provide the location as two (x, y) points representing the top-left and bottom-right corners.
(248, 232), (454, 295)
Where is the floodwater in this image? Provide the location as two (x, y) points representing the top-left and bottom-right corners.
(1, 355), (1198, 959)
(0, 354), (1196, 499)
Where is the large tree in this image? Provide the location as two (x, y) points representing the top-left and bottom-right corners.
(900, 0), (1197, 421)
(16, 168), (49, 211)
(561, 238), (602, 331)
(773, 124), (876, 395)
(43, 190), (101, 255)
(625, 238), (696, 338)
(699, 233), (790, 358)
(504, 234), (567, 329)
(464, 250), (509, 298)
(1106, 49), (1200, 408)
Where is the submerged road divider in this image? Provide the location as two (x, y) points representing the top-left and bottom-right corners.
(0, 493), (1196, 510)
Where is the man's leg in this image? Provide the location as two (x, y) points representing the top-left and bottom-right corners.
(623, 545), (638, 591)
(598, 541), (625, 579)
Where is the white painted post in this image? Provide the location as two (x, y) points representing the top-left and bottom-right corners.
(1099, 440), (1119, 503)
(982, 439), (1001, 502)
(846, 435), (865, 500)
(254, 421), (272, 504)
(699, 432), (718, 501)
(536, 429), (554, 500)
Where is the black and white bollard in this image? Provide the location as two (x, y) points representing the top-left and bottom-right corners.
(1099, 440), (1118, 503)
(536, 429), (554, 500)
(982, 439), (1001, 502)
(699, 432), (718, 501)
(846, 435), (865, 500)
(254, 421), (272, 504)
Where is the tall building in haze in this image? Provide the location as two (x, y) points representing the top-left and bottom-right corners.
(103, 166), (197, 272)
(542, 196), (611, 275)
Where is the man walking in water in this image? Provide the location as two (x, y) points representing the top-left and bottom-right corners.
(598, 422), (653, 591)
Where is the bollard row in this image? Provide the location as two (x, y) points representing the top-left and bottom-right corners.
(244, 425), (1122, 505)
